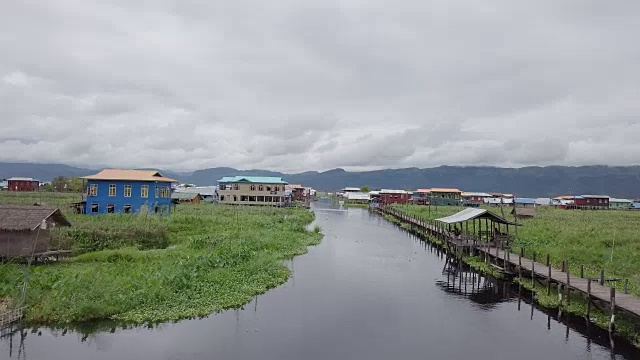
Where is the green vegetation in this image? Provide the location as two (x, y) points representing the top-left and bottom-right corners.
(343, 203), (369, 209)
(0, 203), (322, 324)
(0, 191), (82, 207)
(359, 185), (370, 193)
(392, 204), (640, 296)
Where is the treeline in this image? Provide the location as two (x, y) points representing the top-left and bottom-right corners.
(42, 176), (85, 192)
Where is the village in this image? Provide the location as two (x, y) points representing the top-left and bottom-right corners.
(2, 168), (640, 352)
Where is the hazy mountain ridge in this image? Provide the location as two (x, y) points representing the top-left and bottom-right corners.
(1, 162), (639, 198)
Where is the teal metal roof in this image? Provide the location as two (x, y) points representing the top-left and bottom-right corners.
(218, 176), (287, 184)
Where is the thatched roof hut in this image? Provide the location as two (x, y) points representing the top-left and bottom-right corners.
(0, 205), (71, 258)
(511, 207), (536, 219)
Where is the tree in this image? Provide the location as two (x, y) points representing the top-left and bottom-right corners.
(68, 177), (85, 193)
(360, 185), (370, 193)
(51, 176), (69, 192)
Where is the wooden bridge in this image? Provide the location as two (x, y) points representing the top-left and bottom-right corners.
(373, 205), (640, 331)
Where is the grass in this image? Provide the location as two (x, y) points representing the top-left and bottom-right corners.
(342, 203), (369, 208)
(0, 198), (322, 324)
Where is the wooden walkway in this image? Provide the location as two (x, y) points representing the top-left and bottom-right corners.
(0, 307), (24, 328)
(374, 206), (640, 324)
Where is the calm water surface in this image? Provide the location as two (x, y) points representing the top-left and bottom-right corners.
(2, 200), (638, 360)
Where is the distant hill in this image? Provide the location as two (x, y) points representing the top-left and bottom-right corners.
(1, 162), (639, 198)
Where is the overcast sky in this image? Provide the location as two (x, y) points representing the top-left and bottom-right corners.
(1, 1), (639, 172)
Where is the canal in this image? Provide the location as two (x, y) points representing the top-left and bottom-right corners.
(2, 201), (639, 359)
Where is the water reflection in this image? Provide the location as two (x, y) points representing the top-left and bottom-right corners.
(2, 204), (639, 360)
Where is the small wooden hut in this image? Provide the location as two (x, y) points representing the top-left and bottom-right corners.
(171, 192), (202, 204)
(511, 207), (536, 219)
(0, 205), (71, 260)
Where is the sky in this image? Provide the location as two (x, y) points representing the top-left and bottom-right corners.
(1, 1), (640, 172)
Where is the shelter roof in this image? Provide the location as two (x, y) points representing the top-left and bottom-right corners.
(436, 208), (517, 225)
(581, 195), (610, 199)
(344, 192), (370, 200)
(82, 169), (177, 183)
(380, 189), (409, 194)
(7, 177), (40, 181)
(512, 208), (536, 217)
(515, 198), (536, 204)
(218, 176), (287, 184)
(610, 198), (632, 203)
(0, 205), (71, 231)
(429, 188), (462, 193)
(171, 192), (201, 200)
(462, 192), (492, 197)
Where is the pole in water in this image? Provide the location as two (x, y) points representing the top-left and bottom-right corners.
(587, 280), (591, 319)
(609, 287), (616, 334)
(600, 269), (605, 286)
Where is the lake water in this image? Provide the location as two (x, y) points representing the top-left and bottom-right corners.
(2, 200), (639, 359)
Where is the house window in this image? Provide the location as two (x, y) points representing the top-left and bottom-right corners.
(88, 184), (98, 196)
(156, 186), (159, 198)
(249, 196), (256, 202)
(233, 195), (237, 202)
(109, 184), (116, 197)
(220, 195), (225, 201)
(233, 184), (239, 190)
(107, 204), (115, 213)
(91, 203), (99, 213)
(241, 195), (248, 202)
(273, 186), (279, 191)
(124, 185), (132, 197)
(141, 185), (149, 198)
(220, 184), (226, 190)
(165, 187), (170, 198)
(251, 185), (256, 191)
(258, 196), (264, 202)
(259, 185), (264, 191)
(266, 186), (271, 191)
(124, 205), (132, 214)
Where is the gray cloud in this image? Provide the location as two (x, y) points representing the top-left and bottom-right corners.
(1, 0), (640, 172)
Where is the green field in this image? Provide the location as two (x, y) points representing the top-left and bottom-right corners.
(391, 204), (640, 296)
(0, 194), (322, 324)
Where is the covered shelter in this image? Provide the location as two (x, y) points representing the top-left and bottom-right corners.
(0, 205), (71, 260)
(511, 207), (536, 219)
(171, 192), (202, 204)
(436, 208), (517, 246)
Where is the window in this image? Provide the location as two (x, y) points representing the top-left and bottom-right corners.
(220, 184), (227, 190)
(251, 185), (256, 191)
(107, 204), (115, 213)
(109, 184), (116, 197)
(91, 203), (99, 213)
(220, 195), (225, 201)
(124, 185), (132, 197)
(88, 184), (98, 196)
(156, 186), (159, 198)
(123, 205), (132, 214)
(258, 196), (264, 202)
(141, 185), (149, 198)
(164, 187), (170, 198)
(241, 195), (248, 202)
(233, 195), (237, 202)
(259, 185), (264, 191)
(273, 186), (279, 191)
(233, 184), (239, 190)
(266, 186), (271, 191)
(249, 196), (256, 202)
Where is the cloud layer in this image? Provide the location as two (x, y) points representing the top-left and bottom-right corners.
(2, 1), (639, 172)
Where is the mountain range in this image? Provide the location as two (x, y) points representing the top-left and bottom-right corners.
(1, 162), (639, 198)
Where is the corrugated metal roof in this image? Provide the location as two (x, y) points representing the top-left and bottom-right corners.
(436, 208), (516, 225)
(429, 188), (462, 193)
(176, 186), (215, 196)
(342, 187), (361, 191)
(609, 198), (632, 203)
(0, 205), (71, 231)
(344, 192), (370, 200)
(171, 192), (200, 200)
(7, 177), (39, 181)
(380, 189), (409, 194)
(416, 189), (431, 193)
(462, 192), (492, 197)
(581, 195), (610, 199)
(218, 176), (287, 184)
(515, 198), (536, 204)
(82, 169), (177, 183)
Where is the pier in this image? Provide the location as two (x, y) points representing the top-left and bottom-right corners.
(374, 205), (640, 330)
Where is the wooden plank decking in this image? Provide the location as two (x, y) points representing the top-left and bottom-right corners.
(375, 206), (640, 321)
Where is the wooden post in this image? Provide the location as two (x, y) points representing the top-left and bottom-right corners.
(547, 255), (552, 296)
(566, 268), (571, 306)
(531, 255), (535, 287)
(609, 287), (616, 333)
(600, 270), (605, 286)
(624, 279), (628, 294)
(580, 264), (584, 278)
(561, 260), (566, 273)
(587, 280), (592, 318)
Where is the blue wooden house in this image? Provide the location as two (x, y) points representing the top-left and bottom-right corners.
(81, 169), (177, 215)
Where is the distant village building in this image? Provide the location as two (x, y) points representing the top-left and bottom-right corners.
(514, 198), (536, 207)
(217, 176), (287, 206)
(171, 192), (202, 204)
(287, 184), (307, 202)
(535, 198), (552, 206)
(378, 189), (412, 204)
(573, 195), (609, 209)
(343, 192), (370, 204)
(7, 177), (40, 192)
(511, 207), (536, 219)
(0, 180), (7, 191)
(341, 187), (361, 193)
(462, 192), (491, 204)
(0, 205), (71, 259)
(609, 198), (632, 209)
(81, 169), (177, 215)
(175, 186), (216, 202)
